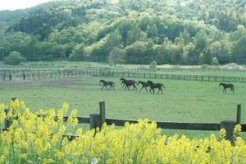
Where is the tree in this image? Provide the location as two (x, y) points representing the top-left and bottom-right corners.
(233, 34), (246, 64)
(149, 60), (157, 72)
(108, 47), (125, 65)
(4, 51), (24, 65)
(69, 44), (85, 61)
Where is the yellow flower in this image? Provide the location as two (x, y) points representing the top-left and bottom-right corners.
(35, 138), (44, 155)
(234, 124), (242, 137)
(63, 102), (69, 111)
(219, 128), (226, 139)
(56, 151), (65, 159)
(67, 109), (78, 126)
(0, 155), (5, 163)
(21, 153), (28, 159)
(1, 100), (246, 163)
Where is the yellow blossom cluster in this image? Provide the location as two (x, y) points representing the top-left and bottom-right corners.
(0, 100), (245, 163)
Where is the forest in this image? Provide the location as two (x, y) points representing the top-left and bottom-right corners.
(0, 0), (245, 65)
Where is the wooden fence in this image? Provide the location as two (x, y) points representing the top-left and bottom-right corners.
(3, 101), (246, 144)
(1, 68), (246, 83)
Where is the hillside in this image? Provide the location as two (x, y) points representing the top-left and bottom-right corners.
(0, 0), (245, 65)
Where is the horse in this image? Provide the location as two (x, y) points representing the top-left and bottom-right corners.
(138, 81), (151, 92)
(120, 78), (137, 90)
(219, 82), (234, 93)
(149, 82), (165, 94)
(120, 78), (127, 87)
(99, 80), (115, 90)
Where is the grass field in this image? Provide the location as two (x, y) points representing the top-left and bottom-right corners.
(1, 76), (245, 122)
(0, 61), (246, 138)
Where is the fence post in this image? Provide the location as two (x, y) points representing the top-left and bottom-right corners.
(22, 72), (26, 80)
(90, 114), (100, 130)
(236, 104), (241, 124)
(9, 73), (12, 80)
(90, 114), (100, 137)
(99, 101), (106, 128)
(220, 121), (236, 144)
(4, 109), (11, 130)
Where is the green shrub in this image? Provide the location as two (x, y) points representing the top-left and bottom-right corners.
(149, 60), (157, 72)
(4, 51), (25, 65)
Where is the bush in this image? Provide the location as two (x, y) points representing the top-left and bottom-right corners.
(4, 51), (25, 65)
(149, 60), (157, 71)
(69, 44), (85, 61)
(108, 47), (125, 65)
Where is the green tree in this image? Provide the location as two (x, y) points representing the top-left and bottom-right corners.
(4, 51), (24, 65)
(69, 44), (85, 61)
(108, 47), (125, 65)
(233, 34), (246, 64)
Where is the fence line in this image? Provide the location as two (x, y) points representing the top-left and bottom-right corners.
(3, 101), (246, 144)
(1, 68), (246, 83)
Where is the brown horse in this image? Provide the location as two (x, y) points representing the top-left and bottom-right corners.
(138, 81), (151, 92)
(219, 82), (234, 93)
(149, 82), (165, 94)
(100, 80), (115, 90)
(120, 78), (137, 90)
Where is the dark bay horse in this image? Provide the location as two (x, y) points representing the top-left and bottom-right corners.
(120, 78), (137, 90)
(149, 82), (165, 94)
(219, 82), (234, 93)
(138, 81), (151, 92)
(99, 80), (115, 90)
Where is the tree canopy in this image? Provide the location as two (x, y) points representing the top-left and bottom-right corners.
(0, 0), (245, 65)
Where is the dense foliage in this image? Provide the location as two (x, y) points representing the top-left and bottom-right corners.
(3, 51), (25, 65)
(0, 0), (245, 65)
(0, 100), (245, 163)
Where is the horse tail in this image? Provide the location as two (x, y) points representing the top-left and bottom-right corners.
(161, 84), (165, 88)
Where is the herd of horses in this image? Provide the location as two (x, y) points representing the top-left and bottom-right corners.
(99, 78), (165, 93)
(99, 79), (235, 94)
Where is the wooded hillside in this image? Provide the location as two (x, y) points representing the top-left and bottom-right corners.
(0, 0), (245, 65)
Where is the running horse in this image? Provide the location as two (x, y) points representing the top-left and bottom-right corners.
(99, 79), (115, 90)
(120, 78), (137, 90)
(137, 81), (150, 92)
(219, 82), (234, 93)
(149, 81), (165, 94)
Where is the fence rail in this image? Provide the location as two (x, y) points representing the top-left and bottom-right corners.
(1, 68), (246, 83)
(2, 101), (245, 144)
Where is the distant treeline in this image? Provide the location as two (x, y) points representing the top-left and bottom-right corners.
(0, 0), (245, 65)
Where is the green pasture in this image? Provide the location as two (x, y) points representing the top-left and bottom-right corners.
(0, 77), (245, 122)
(0, 74), (245, 138)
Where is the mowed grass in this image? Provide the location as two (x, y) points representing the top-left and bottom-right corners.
(0, 77), (245, 123)
(0, 77), (245, 138)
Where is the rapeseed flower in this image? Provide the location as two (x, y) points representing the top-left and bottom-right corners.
(0, 100), (245, 163)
